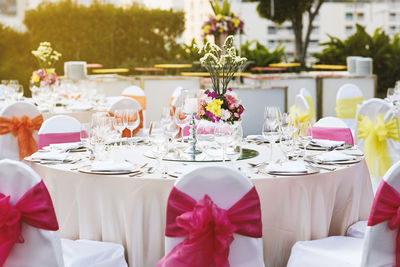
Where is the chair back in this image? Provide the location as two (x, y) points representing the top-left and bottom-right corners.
(311, 116), (354, 145)
(169, 86), (184, 111)
(121, 86), (146, 110)
(37, 115), (81, 149)
(361, 161), (400, 266)
(299, 88), (316, 120)
(0, 159), (64, 267)
(336, 83), (364, 129)
(108, 97), (144, 135)
(162, 166), (264, 267)
(0, 102), (41, 160)
(64, 61), (87, 80)
(355, 98), (400, 177)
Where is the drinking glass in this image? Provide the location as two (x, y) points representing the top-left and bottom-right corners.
(264, 106), (282, 122)
(149, 121), (169, 177)
(262, 117), (281, 162)
(80, 123), (94, 158)
(161, 107), (174, 126)
(227, 123), (243, 165)
(197, 120), (216, 159)
(298, 122), (313, 158)
(112, 116), (125, 146)
(174, 107), (190, 143)
(279, 133), (294, 162)
(126, 109), (140, 145)
(114, 109), (128, 144)
(214, 121), (233, 163)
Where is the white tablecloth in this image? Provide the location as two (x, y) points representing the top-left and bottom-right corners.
(27, 144), (373, 267)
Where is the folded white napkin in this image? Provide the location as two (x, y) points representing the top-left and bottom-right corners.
(31, 151), (69, 161)
(311, 139), (345, 148)
(91, 161), (133, 172)
(315, 150), (357, 162)
(266, 161), (307, 174)
(38, 106), (49, 113)
(49, 142), (82, 152)
(69, 104), (93, 111)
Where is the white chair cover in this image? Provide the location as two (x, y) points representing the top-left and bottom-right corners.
(164, 166), (265, 267)
(336, 83), (364, 129)
(355, 98), (400, 184)
(64, 61), (87, 80)
(39, 115), (81, 134)
(0, 102), (41, 161)
(108, 97), (142, 114)
(299, 88), (316, 120)
(0, 159), (64, 267)
(0, 159), (128, 267)
(314, 116), (348, 128)
(287, 160), (400, 267)
(170, 86), (183, 109)
(294, 94), (310, 113)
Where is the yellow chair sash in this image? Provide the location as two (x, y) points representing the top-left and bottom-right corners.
(336, 97), (364, 119)
(121, 95), (146, 110)
(357, 114), (400, 176)
(289, 105), (312, 126)
(304, 95), (316, 119)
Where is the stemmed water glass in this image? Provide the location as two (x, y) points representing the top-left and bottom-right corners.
(112, 116), (125, 146)
(197, 120), (216, 159)
(126, 109), (141, 146)
(114, 109), (128, 145)
(174, 107), (190, 144)
(298, 122), (313, 158)
(227, 123), (243, 165)
(262, 106), (282, 162)
(149, 121), (169, 177)
(214, 121), (234, 163)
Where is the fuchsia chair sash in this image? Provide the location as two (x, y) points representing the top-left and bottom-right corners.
(157, 186), (262, 267)
(368, 180), (400, 267)
(0, 180), (59, 266)
(37, 132), (81, 149)
(310, 126), (354, 145)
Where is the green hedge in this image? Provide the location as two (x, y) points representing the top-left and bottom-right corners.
(314, 24), (400, 96)
(0, 1), (185, 93)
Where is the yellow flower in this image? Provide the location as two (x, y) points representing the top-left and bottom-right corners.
(206, 99), (223, 117)
(216, 14), (223, 21)
(232, 18), (239, 27)
(46, 69), (55, 74)
(203, 25), (211, 34)
(32, 74), (40, 83)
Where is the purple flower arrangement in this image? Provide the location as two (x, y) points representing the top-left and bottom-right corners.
(197, 88), (244, 124)
(202, 13), (244, 37)
(30, 69), (59, 87)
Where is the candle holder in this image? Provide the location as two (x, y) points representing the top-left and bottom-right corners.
(184, 113), (202, 155)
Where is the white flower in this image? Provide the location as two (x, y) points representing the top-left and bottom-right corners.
(220, 109), (231, 120)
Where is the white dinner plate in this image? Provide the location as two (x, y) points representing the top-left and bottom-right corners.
(266, 166), (320, 176)
(305, 155), (363, 165)
(78, 166), (139, 175)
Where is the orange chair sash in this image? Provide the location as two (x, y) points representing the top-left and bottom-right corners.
(108, 110), (143, 137)
(121, 95), (146, 110)
(0, 115), (43, 160)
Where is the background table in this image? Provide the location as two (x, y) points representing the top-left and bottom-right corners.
(27, 144), (373, 267)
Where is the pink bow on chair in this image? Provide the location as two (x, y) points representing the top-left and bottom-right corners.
(0, 180), (59, 266)
(368, 181), (400, 267)
(157, 186), (262, 267)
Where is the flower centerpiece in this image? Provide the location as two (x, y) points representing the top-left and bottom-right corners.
(30, 42), (62, 87)
(197, 35), (246, 124)
(202, 0), (244, 47)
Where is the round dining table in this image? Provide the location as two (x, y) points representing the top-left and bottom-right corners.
(26, 143), (374, 267)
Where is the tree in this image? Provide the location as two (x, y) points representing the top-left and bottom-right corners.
(249, 0), (324, 66)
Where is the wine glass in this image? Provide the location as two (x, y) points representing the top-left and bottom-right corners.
(197, 120), (216, 159)
(161, 107), (174, 126)
(214, 121), (233, 163)
(126, 109), (141, 146)
(174, 107), (190, 143)
(262, 116), (281, 162)
(149, 121), (169, 177)
(114, 109), (128, 145)
(112, 116), (125, 146)
(227, 123), (243, 165)
(298, 122), (313, 158)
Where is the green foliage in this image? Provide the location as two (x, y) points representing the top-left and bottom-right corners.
(240, 40), (285, 68)
(209, 0), (231, 16)
(249, 0), (315, 24)
(0, 25), (34, 95)
(24, 0), (185, 72)
(314, 24), (398, 96)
